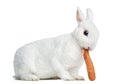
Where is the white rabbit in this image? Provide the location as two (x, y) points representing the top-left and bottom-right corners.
(14, 8), (99, 81)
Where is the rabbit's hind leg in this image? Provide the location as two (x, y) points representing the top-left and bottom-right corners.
(18, 74), (39, 81)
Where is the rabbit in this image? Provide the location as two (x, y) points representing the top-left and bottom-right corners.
(13, 7), (99, 81)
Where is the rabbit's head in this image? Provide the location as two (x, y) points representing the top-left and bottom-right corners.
(72, 8), (99, 50)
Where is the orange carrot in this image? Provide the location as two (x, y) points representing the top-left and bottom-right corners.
(83, 49), (96, 81)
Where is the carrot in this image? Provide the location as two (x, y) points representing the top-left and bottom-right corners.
(83, 49), (96, 81)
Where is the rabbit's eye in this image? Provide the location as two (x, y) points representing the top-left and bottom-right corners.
(83, 30), (88, 36)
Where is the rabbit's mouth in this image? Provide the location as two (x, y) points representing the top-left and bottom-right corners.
(84, 47), (92, 51)
(88, 46), (95, 51)
(88, 47), (90, 50)
(88, 47), (93, 50)
(82, 47), (90, 51)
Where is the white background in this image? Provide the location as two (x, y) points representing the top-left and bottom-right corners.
(0, 0), (120, 84)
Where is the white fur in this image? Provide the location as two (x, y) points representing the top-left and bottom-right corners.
(14, 8), (99, 81)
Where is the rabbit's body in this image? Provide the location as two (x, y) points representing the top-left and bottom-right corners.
(14, 8), (99, 81)
(14, 34), (84, 80)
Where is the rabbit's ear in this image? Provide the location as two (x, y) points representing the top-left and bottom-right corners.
(76, 7), (85, 23)
(87, 8), (93, 21)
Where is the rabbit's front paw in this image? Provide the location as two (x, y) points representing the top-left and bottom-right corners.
(20, 74), (39, 81)
(74, 76), (85, 80)
(62, 76), (75, 81)
(59, 72), (75, 81)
